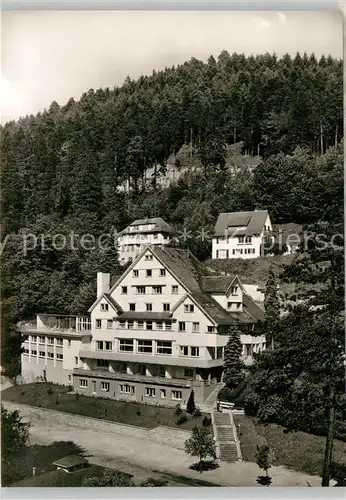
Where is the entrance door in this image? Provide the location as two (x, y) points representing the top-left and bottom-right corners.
(92, 380), (97, 394)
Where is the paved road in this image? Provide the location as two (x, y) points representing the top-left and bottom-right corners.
(3, 401), (323, 487)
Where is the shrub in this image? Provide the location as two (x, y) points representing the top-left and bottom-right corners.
(193, 407), (202, 418)
(20, 391), (26, 396)
(175, 403), (182, 416)
(176, 413), (188, 425)
(186, 390), (196, 414)
(202, 416), (212, 427)
(218, 386), (234, 402)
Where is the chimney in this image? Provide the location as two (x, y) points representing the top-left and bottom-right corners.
(97, 272), (110, 298)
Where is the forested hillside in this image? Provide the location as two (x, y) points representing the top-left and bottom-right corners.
(1, 51), (343, 377)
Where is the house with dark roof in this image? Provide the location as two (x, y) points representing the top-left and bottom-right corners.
(19, 246), (266, 406)
(212, 210), (273, 259)
(117, 217), (175, 264)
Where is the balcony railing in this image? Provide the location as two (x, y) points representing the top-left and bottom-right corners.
(19, 314), (91, 334)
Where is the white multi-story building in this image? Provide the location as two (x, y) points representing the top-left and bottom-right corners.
(20, 246), (266, 406)
(212, 210), (273, 259)
(117, 217), (174, 265)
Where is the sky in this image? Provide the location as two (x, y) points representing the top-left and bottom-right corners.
(1, 10), (343, 123)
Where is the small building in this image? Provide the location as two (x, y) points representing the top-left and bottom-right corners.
(52, 455), (88, 473)
(212, 210), (273, 260)
(271, 223), (303, 255)
(117, 217), (175, 265)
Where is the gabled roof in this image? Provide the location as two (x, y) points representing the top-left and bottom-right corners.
(242, 293), (265, 322)
(171, 291), (235, 326)
(88, 293), (123, 314)
(119, 217), (175, 235)
(52, 455), (87, 468)
(214, 210), (269, 237)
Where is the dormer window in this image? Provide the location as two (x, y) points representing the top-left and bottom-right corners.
(101, 303), (109, 311)
(245, 236), (252, 243)
(230, 286), (238, 295)
(238, 236), (244, 243)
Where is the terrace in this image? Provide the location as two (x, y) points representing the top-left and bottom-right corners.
(19, 314), (91, 337)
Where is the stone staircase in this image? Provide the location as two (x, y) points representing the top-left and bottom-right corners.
(213, 412), (239, 463)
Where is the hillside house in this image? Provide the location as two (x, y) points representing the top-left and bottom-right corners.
(212, 210), (273, 259)
(20, 247), (265, 407)
(117, 218), (174, 265)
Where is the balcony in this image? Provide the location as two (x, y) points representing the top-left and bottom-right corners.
(19, 314), (92, 338)
(78, 349), (224, 369)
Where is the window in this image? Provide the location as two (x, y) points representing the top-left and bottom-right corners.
(207, 326), (213, 333)
(56, 353), (63, 360)
(23, 348), (29, 354)
(133, 270), (139, 277)
(68, 375), (71, 382)
(165, 321), (172, 331)
(121, 286), (128, 294)
(96, 319), (102, 329)
(101, 382), (110, 392)
(119, 321), (126, 328)
(137, 321), (144, 329)
(146, 269), (152, 277)
(217, 347), (224, 359)
(129, 303), (136, 311)
(184, 304), (194, 313)
(146, 387), (156, 397)
(39, 351), (45, 357)
(119, 339), (134, 352)
(97, 359), (109, 368)
(39, 336), (45, 344)
(156, 341), (172, 355)
(180, 346), (188, 356)
(245, 236), (252, 243)
(160, 269), (166, 277)
(238, 236), (244, 243)
(192, 322), (200, 333)
(67, 339), (71, 347)
(172, 390), (182, 401)
(48, 352), (54, 358)
(96, 341), (104, 350)
(163, 303), (170, 312)
(232, 249), (236, 255)
(136, 286), (146, 294)
(31, 350), (37, 355)
(184, 368), (194, 378)
(146, 321), (153, 331)
(47, 337), (54, 345)
(171, 285), (178, 294)
(137, 340), (153, 353)
(152, 286), (162, 294)
(230, 286), (238, 295)
(128, 321), (134, 329)
(101, 303), (109, 311)
(156, 321), (163, 330)
(56, 338), (63, 346)
(160, 389), (166, 399)
(145, 254), (153, 261)
(80, 379), (88, 388)
(31, 335), (37, 343)
(191, 347), (199, 357)
(179, 322), (186, 332)
(75, 356), (79, 365)
(146, 303), (153, 311)
(240, 248), (243, 254)
(119, 384), (135, 394)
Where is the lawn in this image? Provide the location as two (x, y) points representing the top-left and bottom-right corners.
(234, 414), (346, 477)
(2, 382), (205, 431)
(11, 465), (106, 487)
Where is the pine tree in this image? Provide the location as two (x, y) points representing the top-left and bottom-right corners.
(223, 325), (244, 390)
(186, 390), (196, 414)
(264, 266), (280, 350)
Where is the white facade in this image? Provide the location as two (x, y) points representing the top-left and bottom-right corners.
(19, 247), (266, 405)
(212, 212), (273, 259)
(117, 219), (173, 265)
